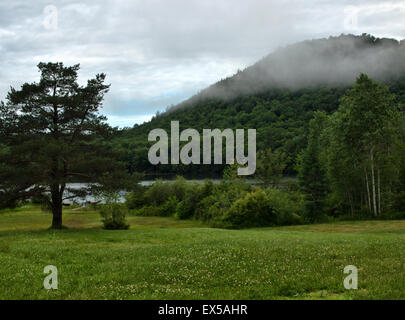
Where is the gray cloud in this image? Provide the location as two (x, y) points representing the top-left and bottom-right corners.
(1, 0), (405, 127)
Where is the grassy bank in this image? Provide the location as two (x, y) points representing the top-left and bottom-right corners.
(1, 205), (405, 299)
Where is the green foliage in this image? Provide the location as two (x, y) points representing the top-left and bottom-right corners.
(220, 189), (304, 229)
(195, 180), (252, 223)
(160, 197), (179, 217)
(327, 74), (402, 217)
(113, 85), (349, 177)
(297, 111), (329, 222)
(124, 176), (306, 229)
(99, 203), (129, 230)
(222, 163), (241, 181)
(0, 62), (129, 229)
(195, 195), (227, 223)
(113, 35), (405, 179)
(221, 190), (276, 229)
(144, 180), (173, 206)
(131, 196), (179, 217)
(392, 191), (405, 212)
(175, 182), (211, 220)
(265, 188), (304, 226)
(131, 205), (162, 217)
(125, 184), (148, 209)
(256, 149), (288, 187)
(170, 176), (189, 201)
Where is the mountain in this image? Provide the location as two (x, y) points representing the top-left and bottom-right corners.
(170, 34), (405, 109)
(115, 34), (405, 177)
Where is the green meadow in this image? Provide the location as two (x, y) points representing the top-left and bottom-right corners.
(1, 205), (405, 300)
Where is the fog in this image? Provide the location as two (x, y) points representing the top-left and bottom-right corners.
(1, 1), (405, 125)
(184, 34), (405, 103)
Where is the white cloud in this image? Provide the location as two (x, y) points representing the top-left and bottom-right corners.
(0, 0), (404, 127)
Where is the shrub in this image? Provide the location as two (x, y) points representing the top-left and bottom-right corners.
(196, 195), (228, 225)
(170, 176), (189, 201)
(173, 180), (215, 220)
(200, 179), (215, 198)
(194, 181), (251, 223)
(99, 203), (129, 230)
(216, 188), (304, 229)
(160, 196), (179, 217)
(265, 188), (304, 225)
(125, 184), (148, 209)
(131, 196), (179, 217)
(175, 186), (203, 220)
(222, 190), (276, 229)
(132, 205), (161, 217)
(144, 179), (172, 206)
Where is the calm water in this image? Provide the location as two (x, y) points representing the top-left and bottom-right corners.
(63, 178), (295, 205)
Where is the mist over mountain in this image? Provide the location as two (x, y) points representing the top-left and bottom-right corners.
(118, 34), (405, 177)
(171, 34), (405, 109)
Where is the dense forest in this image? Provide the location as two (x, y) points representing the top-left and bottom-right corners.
(114, 34), (405, 178)
(1, 34), (404, 227)
(105, 34), (405, 225)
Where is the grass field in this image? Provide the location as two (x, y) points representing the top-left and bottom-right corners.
(1, 205), (405, 300)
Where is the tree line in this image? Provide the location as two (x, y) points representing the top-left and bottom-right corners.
(0, 63), (404, 229)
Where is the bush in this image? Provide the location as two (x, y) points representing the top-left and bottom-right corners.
(160, 196), (179, 217)
(213, 188), (304, 229)
(139, 177), (192, 207)
(194, 181), (250, 221)
(265, 188), (304, 225)
(144, 179), (172, 206)
(131, 197), (179, 217)
(221, 190), (276, 228)
(99, 203), (129, 230)
(125, 184), (148, 209)
(170, 176), (189, 201)
(132, 205), (161, 217)
(175, 186), (203, 219)
(195, 195), (222, 222)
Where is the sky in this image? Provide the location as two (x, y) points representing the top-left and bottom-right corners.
(1, 0), (405, 127)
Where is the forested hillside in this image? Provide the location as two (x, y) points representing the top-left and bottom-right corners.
(114, 34), (405, 177)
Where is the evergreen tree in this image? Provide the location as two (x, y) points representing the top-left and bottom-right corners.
(297, 111), (329, 221)
(0, 62), (129, 228)
(256, 148), (287, 188)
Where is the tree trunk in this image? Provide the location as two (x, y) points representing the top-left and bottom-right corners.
(377, 168), (381, 214)
(370, 149), (377, 217)
(51, 202), (63, 229)
(365, 168), (371, 211)
(51, 184), (63, 229)
(347, 191), (354, 217)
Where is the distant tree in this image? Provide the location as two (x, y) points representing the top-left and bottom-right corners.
(223, 163), (241, 181)
(0, 62), (133, 228)
(256, 148), (287, 187)
(297, 111), (329, 221)
(328, 74), (401, 216)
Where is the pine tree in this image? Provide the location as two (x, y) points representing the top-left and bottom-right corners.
(0, 62), (129, 228)
(297, 111), (329, 222)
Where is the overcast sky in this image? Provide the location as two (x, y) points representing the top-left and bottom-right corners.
(1, 0), (405, 127)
